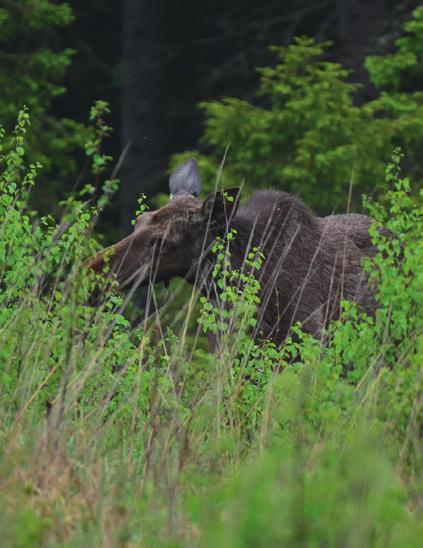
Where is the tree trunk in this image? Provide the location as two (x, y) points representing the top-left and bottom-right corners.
(121, 0), (166, 233)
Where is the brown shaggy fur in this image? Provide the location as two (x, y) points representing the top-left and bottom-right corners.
(214, 191), (383, 343)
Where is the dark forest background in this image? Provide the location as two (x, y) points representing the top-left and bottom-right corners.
(1, 0), (421, 234)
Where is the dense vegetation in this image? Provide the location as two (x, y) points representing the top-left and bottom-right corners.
(0, 107), (421, 545)
(0, 0), (86, 212)
(0, 3), (422, 547)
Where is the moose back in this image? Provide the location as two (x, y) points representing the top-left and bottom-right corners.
(89, 159), (384, 343)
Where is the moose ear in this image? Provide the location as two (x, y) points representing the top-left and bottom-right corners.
(201, 187), (241, 228)
(169, 158), (201, 197)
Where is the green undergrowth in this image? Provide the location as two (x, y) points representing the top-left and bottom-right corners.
(0, 111), (421, 547)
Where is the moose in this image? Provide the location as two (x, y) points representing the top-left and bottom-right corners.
(89, 159), (385, 344)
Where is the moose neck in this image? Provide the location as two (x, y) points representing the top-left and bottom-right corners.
(197, 214), (269, 286)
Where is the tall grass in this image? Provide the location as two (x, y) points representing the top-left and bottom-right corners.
(0, 111), (421, 547)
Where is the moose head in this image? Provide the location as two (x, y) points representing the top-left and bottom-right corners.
(88, 159), (240, 289)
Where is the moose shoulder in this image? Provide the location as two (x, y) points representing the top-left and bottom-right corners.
(89, 158), (385, 344)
